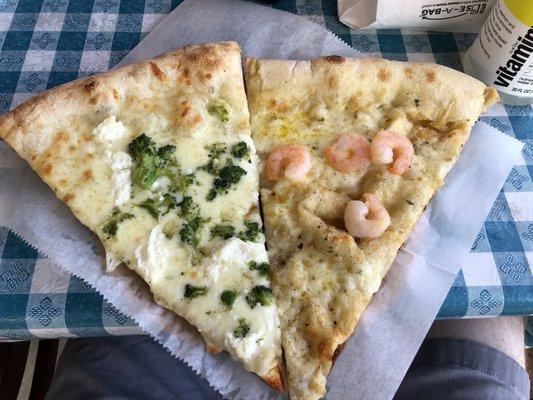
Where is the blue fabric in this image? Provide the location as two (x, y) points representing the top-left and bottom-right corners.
(395, 339), (530, 400)
(45, 336), (223, 400)
(44, 336), (530, 400)
(0, 0), (532, 340)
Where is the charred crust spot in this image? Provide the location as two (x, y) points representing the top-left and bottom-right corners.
(112, 88), (120, 100)
(179, 68), (192, 85)
(31, 155), (37, 161)
(180, 100), (192, 117)
(82, 169), (93, 180)
(83, 80), (96, 93)
(199, 72), (212, 81)
(317, 338), (335, 358)
(332, 342), (345, 364)
(59, 179), (67, 186)
(426, 70), (436, 83)
(202, 57), (221, 73)
(182, 45), (223, 73)
(54, 131), (68, 143)
(264, 366), (284, 392)
(88, 96), (98, 105)
(63, 193), (74, 202)
(404, 67), (414, 78)
(184, 52), (200, 63)
(149, 62), (167, 81)
(378, 68), (391, 82)
(205, 344), (221, 354)
(268, 99), (289, 113)
(220, 41), (238, 51)
(323, 55), (345, 64)
(44, 164), (53, 175)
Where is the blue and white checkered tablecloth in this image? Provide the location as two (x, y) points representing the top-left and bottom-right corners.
(0, 0), (532, 341)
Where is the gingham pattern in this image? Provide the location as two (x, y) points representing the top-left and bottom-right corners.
(0, 0), (531, 341)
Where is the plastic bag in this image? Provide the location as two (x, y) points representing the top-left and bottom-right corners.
(338, 0), (495, 32)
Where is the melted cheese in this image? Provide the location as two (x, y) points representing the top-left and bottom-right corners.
(108, 151), (132, 206)
(92, 115), (127, 143)
(92, 117), (133, 206)
(144, 236), (278, 375)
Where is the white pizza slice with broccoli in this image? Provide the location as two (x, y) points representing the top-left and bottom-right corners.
(0, 42), (282, 390)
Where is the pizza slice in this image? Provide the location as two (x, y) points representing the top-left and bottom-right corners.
(245, 56), (498, 399)
(0, 42), (282, 389)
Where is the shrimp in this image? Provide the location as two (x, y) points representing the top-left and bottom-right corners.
(325, 133), (371, 173)
(369, 130), (414, 175)
(344, 193), (390, 239)
(266, 144), (312, 182)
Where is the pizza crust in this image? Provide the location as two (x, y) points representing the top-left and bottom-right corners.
(246, 56), (498, 400)
(245, 56), (496, 131)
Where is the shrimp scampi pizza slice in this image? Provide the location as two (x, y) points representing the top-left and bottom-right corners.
(245, 56), (498, 400)
(0, 42), (283, 389)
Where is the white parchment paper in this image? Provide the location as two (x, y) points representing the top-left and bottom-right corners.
(0, 1), (524, 399)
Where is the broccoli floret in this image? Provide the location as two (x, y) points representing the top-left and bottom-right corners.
(207, 164), (247, 201)
(211, 224), (235, 240)
(206, 188), (217, 201)
(188, 216), (205, 231)
(184, 284), (208, 299)
(128, 133), (156, 159)
(238, 221), (261, 242)
(160, 193), (178, 213)
(215, 165), (247, 190)
(179, 196), (197, 221)
(128, 134), (163, 190)
(132, 156), (161, 189)
(245, 285), (274, 308)
(248, 261), (270, 277)
(206, 143), (226, 158)
(220, 290), (238, 308)
(200, 143), (226, 174)
(179, 223), (196, 246)
(200, 161), (216, 175)
(168, 173), (195, 194)
(128, 134), (186, 191)
(233, 318), (250, 338)
(102, 207), (134, 237)
(179, 216), (206, 248)
(231, 141), (249, 159)
(136, 198), (159, 219)
(157, 145), (176, 163)
(176, 196), (207, 249)
(207, 99), (230, 122)
(136, 194), (178, 219)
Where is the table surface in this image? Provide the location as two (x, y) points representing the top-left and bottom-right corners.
(0, 0), (532, 341)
